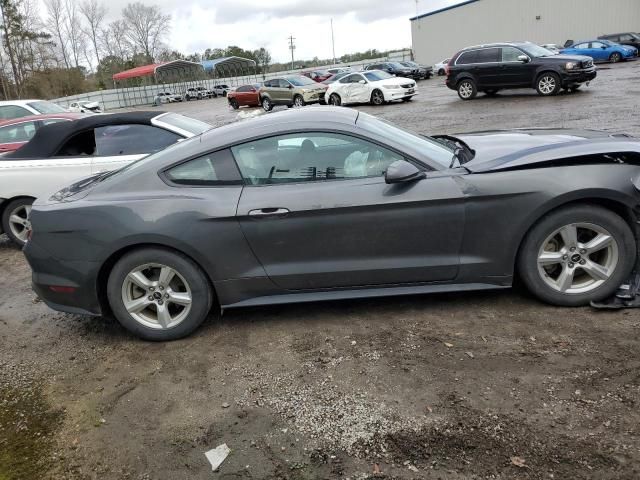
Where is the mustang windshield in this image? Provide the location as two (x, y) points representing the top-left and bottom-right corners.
(357, 112), (455, 168)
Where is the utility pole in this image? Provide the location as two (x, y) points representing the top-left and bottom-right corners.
(288, 35), (296, 71)
(331, 19), (336, 65)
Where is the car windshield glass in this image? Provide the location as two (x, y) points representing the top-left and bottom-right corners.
(156, 113), (211, 135)
(357, 112), (454, 168)
(388, 62), (407, 69)
(27, 100), (67, 114)
(363, 71), (393, 81)
(519, 44), (554, 57)
(632, 33), (640, 40)
(285, 76), (316, 86)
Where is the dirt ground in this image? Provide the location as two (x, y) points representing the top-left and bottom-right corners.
(2, 61), (640, 480)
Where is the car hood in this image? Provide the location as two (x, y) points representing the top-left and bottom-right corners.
(453, 129), (639, 172)
(549, 53), (594, 62)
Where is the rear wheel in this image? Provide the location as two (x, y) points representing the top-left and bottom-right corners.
(609, 52), (622, 63)
(457, 79), (477, 100)
(329, 93), (342, 106)
(370, 89), (385, 105)
(536, 72), (561, 96)
(261, 97), (273, 112)
(518, 205), (635, 306)
(2, 197), (34, 247)
(107, 248), (213, 341)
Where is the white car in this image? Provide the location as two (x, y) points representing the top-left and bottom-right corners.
(68, 101), (103, 113)
(154, 92), (183, 104)
(0, 99), (68, 120)
(434, 58), (451, 76)
(213, 84), (231, 97)
(0, 112), (211, 246)
(325, 70), (417, 106)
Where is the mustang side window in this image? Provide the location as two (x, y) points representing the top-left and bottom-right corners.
(230, 133), (403, 185)
(164, 149), (242, 186)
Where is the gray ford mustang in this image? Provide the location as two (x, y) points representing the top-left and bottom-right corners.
(24, 107), (640, 340)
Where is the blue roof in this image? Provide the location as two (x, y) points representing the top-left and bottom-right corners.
(201, 56), (257, 72)
(410, 0), (481, 21)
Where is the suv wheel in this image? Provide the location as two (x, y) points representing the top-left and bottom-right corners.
(536, 73), (561, 96)
(518, 205), (635, 306)
(1, 197), (33, 246)
(262, 97), (273, 112)
(457, 79), (477, 100)
(107, 248), (213, 341)
(609, 52), (622, 63)
(293, 95), (305, 107)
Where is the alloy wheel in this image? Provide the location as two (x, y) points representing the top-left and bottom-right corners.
(121, 263), (193, 330)
(537, 223), (619, 294)
(262, 98), (271, 111)
(371, 90), (384, 105)
(458, 82), (473, 99)
(538, 76), (556, 95)
(610, 52), (621, 63)
(8, 204), (31, 243)
(329, 94), (341, 106)
(294, 96), (304, 107)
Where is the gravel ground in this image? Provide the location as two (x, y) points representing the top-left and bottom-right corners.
(1, 61), (640, 480)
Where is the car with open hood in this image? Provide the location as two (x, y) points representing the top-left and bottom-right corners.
(0, 111), (211, 246)
(24, 108), (640, 340)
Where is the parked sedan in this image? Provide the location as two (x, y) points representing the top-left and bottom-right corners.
(0, 100), (68, 120)
(0, 112), (211, 246)
(227, 84), (262, 109)
(561, 40), (637, 63)
(326, 70), (417, 106)
(400, 61), (433, 79)
(364, 62), (415, 78)
(0, 113), (84, 154)
(25, 107), (640, 340)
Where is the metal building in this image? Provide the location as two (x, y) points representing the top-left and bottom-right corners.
(411, 0), (640, 65)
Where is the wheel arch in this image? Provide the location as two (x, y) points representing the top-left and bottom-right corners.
(532, 68), (562, 88)
(513, 196), (638, 277)
(96, 242), (219, 318)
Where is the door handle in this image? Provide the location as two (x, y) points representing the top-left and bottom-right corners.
(248, 208), (290, 217)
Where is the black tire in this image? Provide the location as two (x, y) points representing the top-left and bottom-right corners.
(370, 89), (385, 105)
(438, 68), (445, 76)
(1, 197), (34, 247)
(107, 248), (213, 341)
(229, 98), (239, 110)
(261, 97), (273, 112)
(329, 93), (342, 106)
(536, 72), (561, 96)
(485, 89), (499, 96)
(222, 90), (227, 97)
(517, 205), (636, 307)
(457, 79), (477, 100)
(293, 95), (305, 107)
(609, 52), (622, 63)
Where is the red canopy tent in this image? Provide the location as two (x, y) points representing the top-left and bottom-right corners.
(112, 63), (164, 81)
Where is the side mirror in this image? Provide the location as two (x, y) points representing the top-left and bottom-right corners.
(385, 160), (426, 184)
(517, 55), (529, 63)
(601, 45), (607, 49)
(358, 79), (366, 84)
(288, 85), (293, 89)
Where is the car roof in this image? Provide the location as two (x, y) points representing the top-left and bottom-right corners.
(0, 113), (85, 126)
(460, 42), (531, 50)
(5, 111), (166, 159)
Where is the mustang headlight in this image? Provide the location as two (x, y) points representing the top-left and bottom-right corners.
(565, 62), (578, 70)
(383, 84), (401, 89)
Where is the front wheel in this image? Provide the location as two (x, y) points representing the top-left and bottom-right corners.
(457, 79), (477, 100)
(293, 95), (305, 107)
(107, 248), (213, 341)
(518, 205), (636, 306)
(438, 68), (445, 76)
(370, 89), (385, 105)
(536, 72), (561, 96)
(261, 97), (273, 112)
(229, 98), (239, 110)
(1, 197), (34, 247)
(609, 52), (622, 63)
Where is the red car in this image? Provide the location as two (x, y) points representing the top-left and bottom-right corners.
(0, 113), (84, 153)
(301, 70), (333, 82)
(227, 84), (262, 109)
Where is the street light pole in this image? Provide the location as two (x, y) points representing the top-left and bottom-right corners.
(331, 19), (336, 65)
(288, 35), (296, 71)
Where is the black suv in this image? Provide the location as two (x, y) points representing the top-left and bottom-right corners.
(446, 42), (596, 100)
(598, 32), (640, 50)
(365, 62), (415, 78)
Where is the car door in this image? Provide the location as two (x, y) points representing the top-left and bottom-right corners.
(347, 73), (371, 103)
(569, 42), (592, 58)
(232, 131), (465, 290)
(589, 42), (609, 61)
(499, 46), (534, 86)
(91, 124), (182, 173)
(473, 48), (502, 87)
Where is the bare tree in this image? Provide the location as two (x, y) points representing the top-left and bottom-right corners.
(64, 0), (85, 68)
(79, 0), (106, 69)
(122, 2), (170, 61)
(44, 0), (70, 68)
(100, 19), (130, 60)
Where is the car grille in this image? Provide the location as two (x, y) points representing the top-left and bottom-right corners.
(582, 59), (594, 68)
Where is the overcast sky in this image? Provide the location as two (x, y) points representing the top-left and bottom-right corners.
(112, 0), (459, 62)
